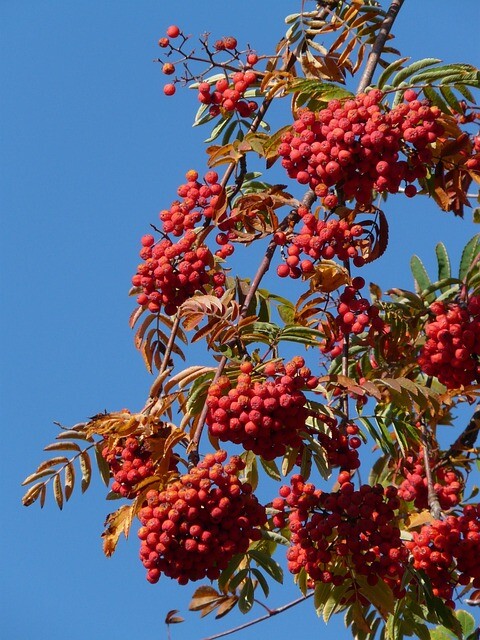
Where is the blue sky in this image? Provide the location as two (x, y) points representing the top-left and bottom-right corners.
(2, 2), (480, 639)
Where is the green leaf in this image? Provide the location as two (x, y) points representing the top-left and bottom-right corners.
(278, 304), (295, 325)
(260, 529), (289, 546)
(238, 578), (254, 614)
(456, 610), (477, 637)
(280, 325), (324, 346)
(248, 549), (283, 583)
(435, 243), (451, 281)
(218, 554), (244, 592)
(355, 575), (395, 614)
(439, 85), (462, 113)
(454, 83), (475, 103)
(314, 581), (334, 614)
(251, 568), (269, 597)
(204, 116), (234, 143)
(259, 457), (281, 481)
(377, 56), (410, 89)
(410, 255), (432, 295)
(391, 58), (442, 87)
(323, 582), (351, 623)
(459, 235), (480, 281)
(228, 568), (249, 591)
(423, 85), (451, 114)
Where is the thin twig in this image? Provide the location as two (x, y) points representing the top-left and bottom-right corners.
(419, 422), (442, 520)
(356, 0), (405, 94)
(199, 592), (314, 640)
(440, 405), (480, 463)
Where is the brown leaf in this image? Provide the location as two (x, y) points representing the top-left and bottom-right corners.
(215, 596), (239, 619)
(79, 451), (92, 492)
(22, 482), (45, 507)
(102, 504), (134, 557)
(165, 610), (184, 625)
(44, 441), (81, 452)
(189, 586), (222, 611)
(53, 473), (63, 510)
(64, 462), (75, 501)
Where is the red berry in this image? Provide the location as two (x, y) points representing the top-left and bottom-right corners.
(166, 25), (180, 38)
(163, 84), (176, 96)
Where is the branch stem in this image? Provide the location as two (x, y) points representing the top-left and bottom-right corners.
(420, 422), (442, 520)
(199, 592), (314, 640)
(356, 0), (405, 94)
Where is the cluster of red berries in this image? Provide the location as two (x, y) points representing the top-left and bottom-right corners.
(158, 170), (223, 236)
(274, 474), (407, 596)
(158, 26), (182, 95)
(158, 24), (181, 49)
(101, 436), (155, 498)
(406, 504), (480, 607)
(317, 420), (361, 472)
(418, 297), (480, 389)
(396, 451), (463, 510)
(205, 359), (318, 460)
(334, 279), (385, 337)
(213, 36), (238, 51)
(278, 89), (444, 205)
(213, 209), (240, 260)
(132, 230), (222, 315)
(137, 451), (266, 584)
(197, 71), (258, 118)
(276, 210), (366, 279)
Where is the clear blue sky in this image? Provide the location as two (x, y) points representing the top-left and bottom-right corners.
(2, 2), (479, 639)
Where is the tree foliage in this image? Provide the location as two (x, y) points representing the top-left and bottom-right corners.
(23, 2), (480, 639)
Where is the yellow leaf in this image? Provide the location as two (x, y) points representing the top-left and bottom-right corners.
(102, 504), (134, 557)
(309, 260), (350, 293)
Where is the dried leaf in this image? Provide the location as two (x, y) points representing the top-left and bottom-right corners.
(53, 473), (63, 510)
(22, 482), (45, 507)
(309, 260), (350, 293)
(165, 610), (184, 625)
(189, 586), (222, 611)
(79, 452), (92, 492)
(44, 441), (81, 453)
(64, 462), (75, 501)
(102, 504), (134, 556)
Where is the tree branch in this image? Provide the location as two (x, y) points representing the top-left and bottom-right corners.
(356, 0), (405, 94)
(420, 422), (442, 520)
(441, 405), (480, 462)
(199, 592), (314, 640)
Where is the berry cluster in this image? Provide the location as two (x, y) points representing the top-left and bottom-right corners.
(335, 279), (385, 336)
(159, 170), (223, 236)
(278, 89), (443, 205)
(213, 36), (238, 51)
(137, 451), (266, 584)
(197, 71), (258, 118)
(418, 297), (480, 389)
(275, 475), (408, 595)
(132, 230), (222, 315)
(205, 359), (318, 460)
(317, 420), (361, 473)
(276, 210), (366, 279)
(406, 504), (480, 607)
(101, 436), (155, 498)
(396, 451), (463, 510)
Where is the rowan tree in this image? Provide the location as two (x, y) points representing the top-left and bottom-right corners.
(23, 2), (480, 639)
